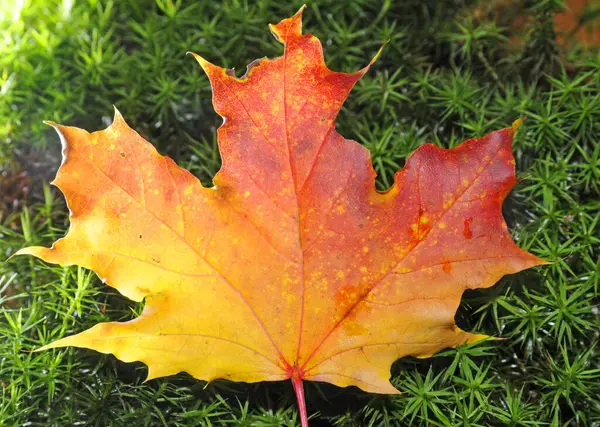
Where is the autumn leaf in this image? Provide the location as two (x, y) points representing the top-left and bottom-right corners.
(15, 7), (545, 426)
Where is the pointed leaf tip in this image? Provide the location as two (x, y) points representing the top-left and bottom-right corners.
(189, 52), (222, 76)
(188, 51), (206, 64)
(41, 121), (68, 148)
(269, 6), (305, 44)
(511, 117), (525, 131)
(5, 247), (27, 263)
(353, 43), (387, 79)
(295, 4), (307, 16)
(370, 41), (388, 65)
(112, 105), (125, 124)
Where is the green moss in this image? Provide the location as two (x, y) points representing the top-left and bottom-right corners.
(1, 0), (599, 425)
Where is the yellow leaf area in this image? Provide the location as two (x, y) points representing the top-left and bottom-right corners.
(16, 6), (544, 409)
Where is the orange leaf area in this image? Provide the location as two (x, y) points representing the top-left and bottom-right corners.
(16, 7), (545, 425)
(555, 0), (600, 47)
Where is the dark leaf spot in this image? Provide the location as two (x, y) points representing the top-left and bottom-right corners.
(463, 217), (473, 239)
(442, 261), (452, 273)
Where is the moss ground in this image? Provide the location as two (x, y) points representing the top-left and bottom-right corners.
(1, 0), (599, 425)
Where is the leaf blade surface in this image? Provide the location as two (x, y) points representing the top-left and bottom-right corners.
(17, 8), (545, 417)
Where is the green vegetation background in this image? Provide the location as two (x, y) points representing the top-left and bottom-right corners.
(1, 0), (599, 425)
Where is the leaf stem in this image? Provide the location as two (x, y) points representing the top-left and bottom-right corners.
(291, 376), (308, 427)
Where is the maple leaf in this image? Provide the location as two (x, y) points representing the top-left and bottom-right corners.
(15, 7), (545, 426)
